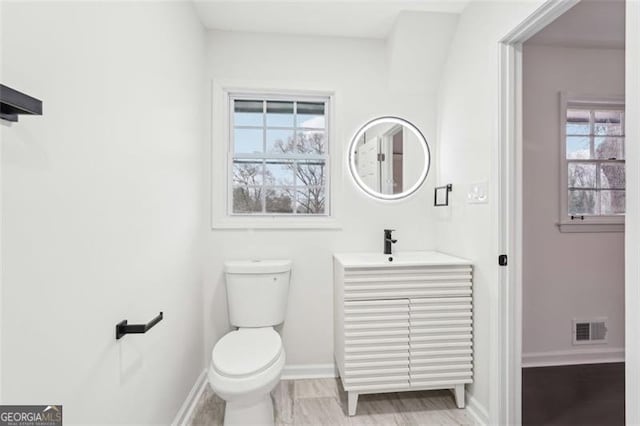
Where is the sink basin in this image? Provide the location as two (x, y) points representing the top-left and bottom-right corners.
(333, 251), (471, 267)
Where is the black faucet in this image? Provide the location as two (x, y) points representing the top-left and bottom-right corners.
(384, 229), (397, 255)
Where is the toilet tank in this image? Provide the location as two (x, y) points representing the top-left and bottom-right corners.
(224, 259), (292, 327)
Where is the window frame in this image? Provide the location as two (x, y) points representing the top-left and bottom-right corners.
(559, 93), (625, 233)
(228, 93), (331, 217)
(210, 82), (340, 230)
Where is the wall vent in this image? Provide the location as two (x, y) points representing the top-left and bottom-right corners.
(573, 318), (608, 345)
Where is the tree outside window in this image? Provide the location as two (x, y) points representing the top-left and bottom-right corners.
(230, 97), (329, 216)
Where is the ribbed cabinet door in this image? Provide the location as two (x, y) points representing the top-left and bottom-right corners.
(409, 296), (473, 388)
(343, 298), (409, 391)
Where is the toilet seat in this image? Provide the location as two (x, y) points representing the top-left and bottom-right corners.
(212, 328), (282, 378)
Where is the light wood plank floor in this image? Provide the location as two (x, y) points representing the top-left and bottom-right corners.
(187, 378), (476, 425)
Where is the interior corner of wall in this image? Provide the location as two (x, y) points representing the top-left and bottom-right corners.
(385, 10), (461, 95)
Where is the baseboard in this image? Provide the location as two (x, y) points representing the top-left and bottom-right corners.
(465, 391), (489, 426)
(522, 347), (625, 368)
(281, 363), (338, 380)
(174, 365), (486, 424)
(172, 369), (208, 426)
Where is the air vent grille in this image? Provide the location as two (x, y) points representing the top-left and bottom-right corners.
(575, 323), (590, 341)
(573, 318), (608, 345)
(591, 322), (607, 341)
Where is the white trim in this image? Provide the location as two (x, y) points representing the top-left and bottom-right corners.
(522, 347), (625, 368)
(171, 364), (339, 425)
(465, 391), (489, 426)
(172, 369), (208, 426)
(281, 363), (338, 380)
(625, 1), (640, 425)
(558, 222), (624, 233)
(497, 1), (580, 425)
(210, 79), (342, 230)
(558, 93), (626, 228)
(212, 217), (342, 230)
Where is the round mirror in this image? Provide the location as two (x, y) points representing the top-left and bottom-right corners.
(348, 117), (431, 200)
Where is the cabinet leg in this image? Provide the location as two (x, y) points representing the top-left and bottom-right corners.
(452, 384), (465, 409)
(348, 391), (359, 416)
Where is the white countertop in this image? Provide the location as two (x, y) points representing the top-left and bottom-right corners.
(333, 251), (472, 268)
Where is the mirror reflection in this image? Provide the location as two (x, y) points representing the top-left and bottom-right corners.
(349, 117), (430, 200)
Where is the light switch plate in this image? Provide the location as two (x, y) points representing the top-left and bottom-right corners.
(467, 182), (488, 204)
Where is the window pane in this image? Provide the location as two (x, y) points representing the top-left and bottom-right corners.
(265, 160), (294, 186)
(594, 110), (623, 136)
(601, 190), (625, 215)
(266, 101), (294, 127)
(296, 130), (327, 154)
(295, 187), (326, 214)
(233, 160), (263, 186)
(566, 109), (590, 135)
(233, 186), (263, 213)
(266, 129), (295, 153)
(595, 137), (624, 160)
(296, 160), (326, 187)
(600, 163), (625, 189)
(569, 190), (597, 215)
(296, 102), (325, 128)
(234, 100), (263, 127)
(566, 136), (591, 159)
(234, 128), (263, 154)
(229, 96), (330, 216)
(265, 188), (294, 213)
(568, 163), (596, 188)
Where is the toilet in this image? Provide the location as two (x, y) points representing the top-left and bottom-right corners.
(208, 259), (291, 425)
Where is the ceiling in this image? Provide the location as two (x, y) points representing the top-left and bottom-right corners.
(527, 0), (625, 48)
(192, 1), (468, 39)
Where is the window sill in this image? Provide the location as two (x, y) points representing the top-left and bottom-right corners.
(212, 216), (342, 230)
(557, 222), (625, 233)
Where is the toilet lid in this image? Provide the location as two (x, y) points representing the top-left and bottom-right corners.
(212, 328), (282, 378)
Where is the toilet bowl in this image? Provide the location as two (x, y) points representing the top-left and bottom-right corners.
(209, 328), (285, 425)
(209, 260), (291, 425)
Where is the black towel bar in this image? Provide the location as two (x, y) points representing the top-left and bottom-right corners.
(116, 312), (163, 340)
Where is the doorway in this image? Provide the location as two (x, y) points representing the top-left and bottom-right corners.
(521, 1), (626, 423)
(496, 0), (640, 424)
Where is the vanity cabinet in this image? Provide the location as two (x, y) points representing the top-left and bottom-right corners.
(333, 252), (473, 416)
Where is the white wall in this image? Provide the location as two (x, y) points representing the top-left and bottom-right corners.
(387, 11), (458, 94)
(435, 0), (546, 417)
(203, 26), (454, 368)
(1, 2), (205, 423)
(522, 44), (625, 362)
(625, 3), (640, 423)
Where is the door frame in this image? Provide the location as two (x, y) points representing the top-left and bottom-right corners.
(495, 0), (640, 424)
(380, 124), (402, 194)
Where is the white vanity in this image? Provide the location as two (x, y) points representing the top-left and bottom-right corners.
(333, 251), (473, 415)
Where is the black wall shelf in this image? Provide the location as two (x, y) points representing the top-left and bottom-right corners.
(1, 84), (43, 122)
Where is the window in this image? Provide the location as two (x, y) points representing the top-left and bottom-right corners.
(560, 95), (625, 231)
(229, 94), (329, 216)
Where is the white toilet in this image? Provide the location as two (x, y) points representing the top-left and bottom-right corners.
(208, 259), (291, 425)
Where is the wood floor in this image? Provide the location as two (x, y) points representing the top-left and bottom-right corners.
(522, 363), (625, 426)
(187, 378), (476, 425)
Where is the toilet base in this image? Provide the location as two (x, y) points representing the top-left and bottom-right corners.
(224, 394), (274, 426)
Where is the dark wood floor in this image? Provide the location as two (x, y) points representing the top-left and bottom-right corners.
(522, 363), (625, 426)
